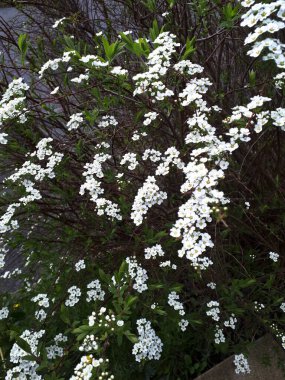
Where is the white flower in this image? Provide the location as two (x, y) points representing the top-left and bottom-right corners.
(66, 113), (84, 131)
(224, 314), (237, 330)
(120, 153), (138, 170)
(132, 319), (163, 362)
(214, 326), (225, 344)
(65, 286), (81, 307)
(71, 73), (89, 83)
(111, 66), (128, 76)
(131, 176), (167, 226)
(0, 133), (8, 144)
(144, 244), (165, 259)
(79, 335), (99, 352)
(98, 115), (118, 128)
(52, 17), (66, 28)
(75, 259), (86, 272)
(207, 282), (216, 290)
(50, 86), (59, 95)
(234, 353), (250, 374)
(32, 293), (50, 308)
(178, 319), (189, 332)
(206, 301), (220, 321)
(269, 251), (279, 262)
(86, 279), (105, 302)
(117, 320), (124, 327)
(126, 257), (148, 293)
(143, 112), (158, 126)
(0, 306), (9, 320)
(168, 291), (185, 316)
(7, 329), (45, 378)
(35, 309), (47, 321)
(80, 55), (108, 67)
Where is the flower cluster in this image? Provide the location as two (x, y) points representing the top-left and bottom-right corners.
(120, 153), (139, 170)
(46, 334), (67, 360)
(214, 326), (226, 345)
(224, 314), (237, 330)
(178, 319), (189, 332)
(132, 318), (163, 362)
(168, 291), (185, 316)
(269, 251), (279, 262)
(75, 259), (86, 272)
(0, 78), (29, 139)
(86, 279), (105, 302)
(254, 302), (265, 312)
(65, 286), (81, 307)
(206, 301), (220, 321)
(233, 353), (251, 374)
(66, 112), (84, 131)
(79, 334), (99, 352)
(39, 50), (76, 78)
(131, 176), (167, 226)
(70, 356), (111, 380)
(126, 256), (148, 293)
(32, 293), (50, 308)
(0, 138), (63, 233)
(0, 245), (7, 269)
(79, 150), (122, 220)
(144, 244), (165, 259)
(0, 306), (9, 320)
(133, 32), (179, 101)
(207, 282), (216, 290)
(6, 329), (45, 379)
(111, 66), (128, 76)
(32, 293), (50, 321)
(98, 115), (118, 128)
(241, 1), (285, 68)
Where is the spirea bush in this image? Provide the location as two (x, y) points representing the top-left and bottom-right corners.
(0, 0), (285, 378)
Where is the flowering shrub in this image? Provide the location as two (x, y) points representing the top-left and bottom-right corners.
(0, 0), (285, 378)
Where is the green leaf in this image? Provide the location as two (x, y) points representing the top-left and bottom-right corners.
(124, 330), (139, 344)
(102, 37), (122, 61)
(98, 268), (110, 284)
(181, 37), (196, 60)
(249, 70), (256, 86)
(126, 295), (138, 307)
(60, 304), (70, 325)
(118, 260), (127, 279)
(221, 3), (240, 28)
(143, 0), (156, 12)
(150, 20), (160, 42)
(18, 33), (27, 53)
(16, 337), (32, 355)
(18, 33), (29, 65)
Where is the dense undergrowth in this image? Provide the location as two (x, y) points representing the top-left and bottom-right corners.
(0, 0), (284, 379)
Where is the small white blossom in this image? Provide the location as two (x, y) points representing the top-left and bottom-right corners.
(75, 259), (86, 272)
(0, 306), (9, 320)
(65, 286), (81, 307)
(269, 251), (279, 262)
(66, 113), (84, 131)
(206, 301), (220, 321)
(234, 353), (250, 374)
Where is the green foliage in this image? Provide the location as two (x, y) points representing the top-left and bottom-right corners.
(18, 33), (29, 65)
